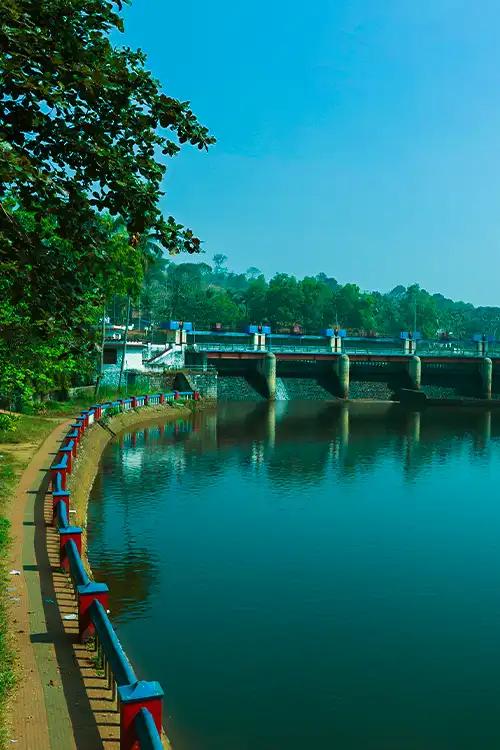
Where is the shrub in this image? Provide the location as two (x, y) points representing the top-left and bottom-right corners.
(0, 413), (19, 434)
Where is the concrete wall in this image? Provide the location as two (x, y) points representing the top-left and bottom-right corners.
(174, 371), (218, 400)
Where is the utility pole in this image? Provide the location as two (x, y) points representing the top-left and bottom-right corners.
(118, 296), (131, 392)
(95, 301), (106, 397)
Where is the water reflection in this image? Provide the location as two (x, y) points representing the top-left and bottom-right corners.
(87, 404), (500, 750)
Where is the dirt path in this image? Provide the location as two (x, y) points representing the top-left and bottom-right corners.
(7, 419), (103, 749)
(6, 407), (187, 748)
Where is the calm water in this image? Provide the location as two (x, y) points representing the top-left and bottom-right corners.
(88, 403), (500, 750)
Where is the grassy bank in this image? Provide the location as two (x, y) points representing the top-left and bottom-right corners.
(23, 385), (175, 419)
(0, 456), (15, 749)
(0, 413), (65, 748)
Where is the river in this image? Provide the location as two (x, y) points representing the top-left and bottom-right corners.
(88, 403), (500, 749)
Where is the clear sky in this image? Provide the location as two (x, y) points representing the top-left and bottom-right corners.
(120, 1), (500, 306)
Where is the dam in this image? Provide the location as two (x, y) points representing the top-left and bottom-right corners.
(104, 325), (500, 402)
(184, 348), (496, 402)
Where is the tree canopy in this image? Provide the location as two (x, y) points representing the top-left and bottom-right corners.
(129, 256), (500, 341)
(0, 0), (214, 404)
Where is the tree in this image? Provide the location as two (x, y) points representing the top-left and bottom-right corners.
(300, 277), (333, 331)
(246, 266), (262, 280)
(0, 0), (215, 401)
(266, 274), (304, 328)
(244, 276), (268, 322)
(213, 254), (228, 275)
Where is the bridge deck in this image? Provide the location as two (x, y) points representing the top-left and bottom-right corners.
(201, 348), (498, 364)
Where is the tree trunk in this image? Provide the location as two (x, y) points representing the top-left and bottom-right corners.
(118, 296), (131, 392)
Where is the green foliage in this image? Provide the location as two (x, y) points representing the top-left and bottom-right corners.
(0, 414), (19, 433)
(100, 405), (121, 425)
(132, 257), (500, 338)
(0, 459), (15, 747)
(1, 0), (214, 249)
(0, 0), (214, 405)
(0, 414), (56, 445)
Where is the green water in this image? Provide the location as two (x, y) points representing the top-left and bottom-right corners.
(88, 404), (500, 749)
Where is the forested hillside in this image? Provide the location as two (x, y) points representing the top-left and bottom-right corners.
(115, 253), (500, 339)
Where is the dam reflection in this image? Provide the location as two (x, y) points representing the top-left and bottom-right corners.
(108, 403), (499, 488)
(89, 405), (499, 622)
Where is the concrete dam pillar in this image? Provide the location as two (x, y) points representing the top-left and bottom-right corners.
(407, 356), (421, 390)
(257, 353), (276, 400)
(480, 357), (492, 399)
(334, 354), (350, 399)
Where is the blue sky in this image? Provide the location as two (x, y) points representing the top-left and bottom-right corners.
(120, 1), (500, 306)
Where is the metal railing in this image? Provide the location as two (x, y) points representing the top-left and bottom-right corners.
(190, 342), (489, 358)
(90, 599), (137, 687)
(135, 708), (164, 750)
(51, 389), (187, 748)
(66, 538), (90, 588)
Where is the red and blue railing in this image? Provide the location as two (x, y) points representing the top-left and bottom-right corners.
(50, 390), (196, 749)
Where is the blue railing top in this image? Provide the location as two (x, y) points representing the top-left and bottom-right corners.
(51, 453), (69, 471)
(52, 471), (67, 494)
(66, 539), (90, 588)
(56, 499), (69, 527)
(90, 600), (137, 687)
(60, 440), (75, 453)
(134, 708), (163, 750)
(188, 330), (251, 338)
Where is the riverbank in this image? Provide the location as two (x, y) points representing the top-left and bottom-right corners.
(3, 401), (191, 749)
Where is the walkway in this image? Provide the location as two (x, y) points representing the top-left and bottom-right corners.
(7, 420), (112, 749)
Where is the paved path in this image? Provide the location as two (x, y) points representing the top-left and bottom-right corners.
(8, 420), (106, 749)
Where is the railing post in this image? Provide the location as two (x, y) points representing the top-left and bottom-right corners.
(52, 490), (70, 525)
(174, 391), (179, 401)
(159, 393), (165, 404)
(70, 425), (81, 446)
(144, 394), (149, 406)
(77, 582), (110, 642)
(51, 464), (67, 491)
(73, 418), (85, 437)
(91, 405), (101, 420)
(60, 445), (73, 474)
(66, 431), (78, 457)
(131, 396), (137, 408)
(60, 527), (82, 571)
(118, 681), (164, 750)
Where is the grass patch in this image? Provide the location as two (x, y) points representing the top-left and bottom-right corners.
(29, 386), (170, 418)
(0, 413), (64, 747)
(0, 413), (60, 445)
(0, 456), (16, 748)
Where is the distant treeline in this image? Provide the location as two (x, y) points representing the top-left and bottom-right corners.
(113, 254), (500, 339)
